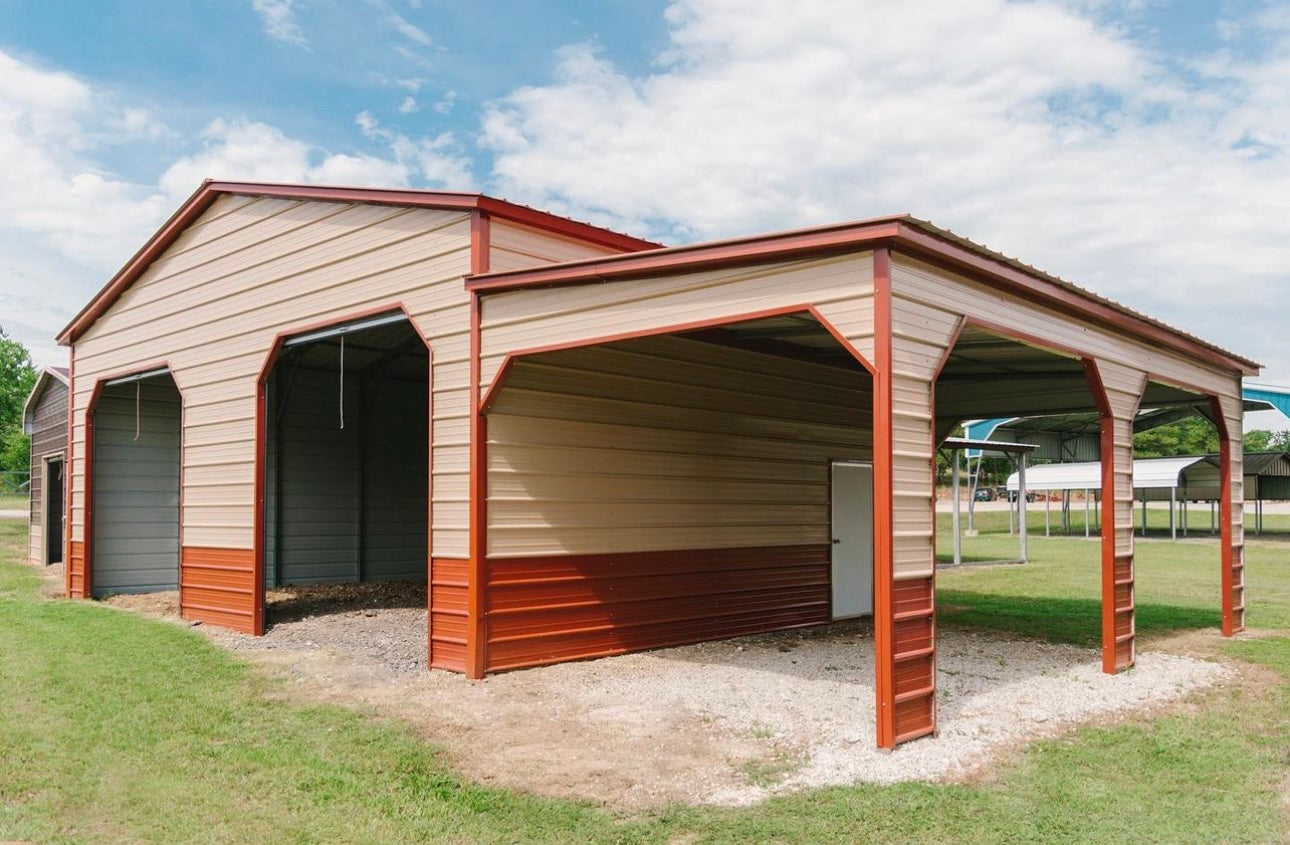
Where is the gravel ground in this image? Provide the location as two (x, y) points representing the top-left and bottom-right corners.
(107, 581), (1234, 807)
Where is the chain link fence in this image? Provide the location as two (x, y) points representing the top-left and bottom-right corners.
(1, 470), (31, 508)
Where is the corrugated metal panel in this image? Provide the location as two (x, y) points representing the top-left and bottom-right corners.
(489, 219), (624, 273)
(180, 547), (256, 633)
(430, 557), (468, 672)
(486, 334), (873, 557)
(27, 380), (67, 564)
(363, 376), (429, 580)
(275, 369), (360, 584)
(69, 198), (477, 561)
(1005, 456), (1210, 491)
(268, 359), (428, 586)
(484, 545), (830, 672)
(479, 253), (876, 393)
(91, 378), (181, 595)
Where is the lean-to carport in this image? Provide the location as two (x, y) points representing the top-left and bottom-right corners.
(466, 215), (1258, 748)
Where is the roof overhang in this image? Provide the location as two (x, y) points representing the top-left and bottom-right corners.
(466, 215), (1260, 377)
(56, 180), (661, 345)
(22, 366), (70, 434)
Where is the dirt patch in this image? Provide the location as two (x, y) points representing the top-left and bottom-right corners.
(81, 580), (1239, 809)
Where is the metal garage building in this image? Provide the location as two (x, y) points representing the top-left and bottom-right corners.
(23, 366), (69, 566)
(58, 181), (1258, 749)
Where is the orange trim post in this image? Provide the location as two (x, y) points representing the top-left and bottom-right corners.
(1209, 395), (1244, 636)
(872, 247), (897, 749)
(64, 350), (75, 597)
(466, 211), (490, 678)
(1083, 359), (1136, 674)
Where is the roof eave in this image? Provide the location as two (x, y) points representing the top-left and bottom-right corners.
(57, 180), (660, 345)
(466, 216), (1260, 377)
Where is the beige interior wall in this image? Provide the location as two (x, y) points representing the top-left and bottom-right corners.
(487, 334), (873, 557)
(479, 253), (877, 395)
(70, 196), (474, 556)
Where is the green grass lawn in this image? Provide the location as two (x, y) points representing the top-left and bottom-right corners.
(2, 516), (1288, 844)
(0, 493), (27, 510)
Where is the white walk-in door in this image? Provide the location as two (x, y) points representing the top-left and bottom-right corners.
(831, 461), (874, 618)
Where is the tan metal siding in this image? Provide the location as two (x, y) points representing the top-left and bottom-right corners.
(27, 380), (67, 564)
(479, 253), (877, 394)
(488, 219), (626, 273)
(487, 334), (873, 557)
(69, 197), (474, 558)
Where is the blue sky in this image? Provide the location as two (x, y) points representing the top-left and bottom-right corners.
(1, 0), (1288, 424)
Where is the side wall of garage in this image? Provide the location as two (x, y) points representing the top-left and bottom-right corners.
(484, 333), (873, 670)
(27, 377), (68, 565)
(68, 197), (474, 628)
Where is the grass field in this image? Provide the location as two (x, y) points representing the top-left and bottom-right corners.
(1, 516), (1287, 844)
(0, 493), (27, 510)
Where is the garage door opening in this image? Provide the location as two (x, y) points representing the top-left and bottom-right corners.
(480, 311), (876, 672)
(90, 369), (181, 596)
(262, 313), (429, 626)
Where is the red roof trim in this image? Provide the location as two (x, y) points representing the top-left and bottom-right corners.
(466, 215), (1259, 376)
(57, 180), (659, 344)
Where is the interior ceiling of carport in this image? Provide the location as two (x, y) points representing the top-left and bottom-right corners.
(935, 327), (1207, 427)
(278, 320), (428, 381)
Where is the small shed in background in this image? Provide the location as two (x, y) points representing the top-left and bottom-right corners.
(23, 366), (70, 566)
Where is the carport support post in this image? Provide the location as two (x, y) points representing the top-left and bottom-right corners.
(1087, 359), (1145, 675)
(1210, 393), (1246, 636)
(951, 451), (962, 566)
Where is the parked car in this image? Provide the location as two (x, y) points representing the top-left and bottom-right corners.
(973, 487), (996, 501)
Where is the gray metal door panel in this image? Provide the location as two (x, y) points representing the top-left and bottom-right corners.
(92, 379), (180, 595)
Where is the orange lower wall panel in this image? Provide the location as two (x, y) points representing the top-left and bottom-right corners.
(68, 541), (86, 598)
(430, 558), (468, 672)
(890, 575), (935, 743)
(180, 547), (256, 634)
(484, 545), (831, 673)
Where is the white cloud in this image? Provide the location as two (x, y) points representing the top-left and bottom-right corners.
(481, 0), (1290, 382)
(398, 96), (419, 114)
(250, 0), (309, 47)
(160, 118), (413, 197)
(363, 0), (432, 46)
(354, 110), (474, 189)
(433, 90), (457, 114)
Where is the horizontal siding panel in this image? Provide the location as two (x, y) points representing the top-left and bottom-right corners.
(480, 253), (874, 391)
(489, 219), (624, 267)
(182, 546), (256, 633)
(487, 333), (872, 558)
(484, 545), (830, 671)
(430, 557), (469, 672)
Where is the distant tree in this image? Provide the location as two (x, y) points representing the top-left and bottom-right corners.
(1134, 417), (1219, 458)
(0, 327), (38, 475)
(1243, 429), (1290, 452)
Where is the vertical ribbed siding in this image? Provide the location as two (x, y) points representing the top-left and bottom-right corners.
(27, 380), (68, 565)
(487, 334), (873, 557)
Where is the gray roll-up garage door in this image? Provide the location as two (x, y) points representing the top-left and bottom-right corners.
(91, 376), (181, 595)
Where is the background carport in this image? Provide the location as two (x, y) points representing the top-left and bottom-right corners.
(466, 215), (1259, 749)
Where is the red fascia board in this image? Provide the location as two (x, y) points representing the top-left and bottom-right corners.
(466, 216), (1258, 377)
(57, 180), (658, 345)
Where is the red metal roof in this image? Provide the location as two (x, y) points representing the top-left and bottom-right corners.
(56, 180), (661, 344)
(466, 213), (1261, 376)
